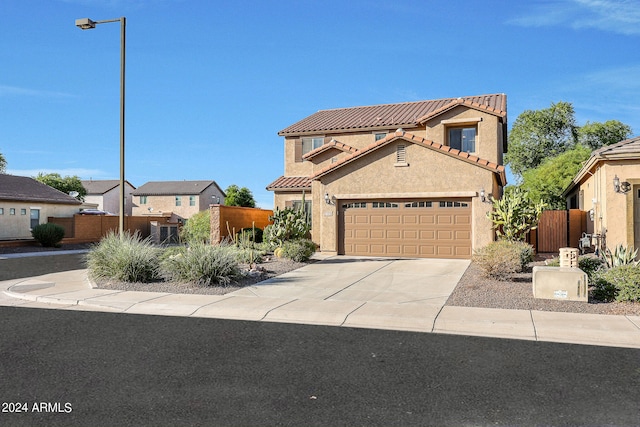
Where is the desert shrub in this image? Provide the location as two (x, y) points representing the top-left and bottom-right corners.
(159, 242), (240, 286)
(280, 239), (316, 262)
(603, 244), (639, 268)
(180, 210), (211, 244)
(31, 223), (65, 247)
(592, 264), (640, 302)
(578, 256), (605, 283)
(233, 246), (267, 264)
(87, 231), (161, 283)
(473, 240), (534, 280)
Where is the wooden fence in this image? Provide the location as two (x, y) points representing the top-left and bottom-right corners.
(210, 205), (273, 243)
(528, 209), (586, 253)
(48, 214), (176, 244)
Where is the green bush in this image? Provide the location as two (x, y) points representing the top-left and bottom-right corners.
(180, 210), (210, 244)
(159, 243), (240, 286)
(87, 231), (161, 283)
(578, 256), (605, 284)
(592, 264), (640, 302)
(473, 240), (534, 280)
(31, 223), (65, 247)
(281, 239), (316, 262)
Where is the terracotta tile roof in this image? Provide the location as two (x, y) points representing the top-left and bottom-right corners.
(310, 130), (507, 185)
(132, 180), (224, 196)
(302, 138), (360, 160)
(278, 94), (506, 136)
(0, 174), (82, 205)
(266, 176), (312, 191)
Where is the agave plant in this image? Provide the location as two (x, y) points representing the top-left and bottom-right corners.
(604, 244), (639, 268)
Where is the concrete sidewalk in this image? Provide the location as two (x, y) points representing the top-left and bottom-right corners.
(2, 256), (640, 349)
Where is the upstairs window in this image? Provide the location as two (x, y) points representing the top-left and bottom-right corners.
(189, 196), (196, 206)
(374, 132), (387, 141)
(175, 196), (182, 207)
(448, 126), (476, 153)
(140, 195), (147, 204)
(301, 137), (324, 155)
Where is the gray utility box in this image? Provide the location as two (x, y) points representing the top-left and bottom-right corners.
(532, 266), (588, 302)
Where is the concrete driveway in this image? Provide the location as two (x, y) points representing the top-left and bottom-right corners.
(228, 256), (470, 331)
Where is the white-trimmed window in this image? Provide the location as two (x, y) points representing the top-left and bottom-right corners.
(189, 196), (196, 206)
(175, 196), (182, 207)
(374, 132), (387, 141)
(140, 196), (148, 204)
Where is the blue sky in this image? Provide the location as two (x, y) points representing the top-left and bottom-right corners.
(2, 0), (639, 208)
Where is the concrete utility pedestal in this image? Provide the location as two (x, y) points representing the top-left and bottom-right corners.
(532, 266), (588, 302)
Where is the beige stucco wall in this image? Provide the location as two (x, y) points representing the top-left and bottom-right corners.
(312, 140), (497, 253)
(85, 184), (135, 216)
(571, 160), (640, 249)
(424, 106), (503, 165)
(0, 201), (80, 239)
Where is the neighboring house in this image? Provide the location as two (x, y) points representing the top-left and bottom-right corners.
(564, 136), (640, 251)
(267, 94), (508, 259)
(0, 174), (82, 239)
(81, 179), (136, 216)
(131, 180), (226, 220)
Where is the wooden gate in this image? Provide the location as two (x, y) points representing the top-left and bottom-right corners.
(530, 209), (586, 253)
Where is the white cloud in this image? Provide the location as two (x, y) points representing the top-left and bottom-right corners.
(6, 168), (110, 180)
(0, 85), (74, 99)
(508, 0), (640, 35)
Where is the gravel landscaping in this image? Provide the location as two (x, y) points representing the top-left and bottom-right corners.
(2, 243), (640, 315)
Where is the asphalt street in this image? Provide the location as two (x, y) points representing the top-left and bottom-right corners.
(1, 305), (639, 427)
(0, 253), (86, 281)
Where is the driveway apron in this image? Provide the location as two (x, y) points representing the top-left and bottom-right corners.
(229, 256), (470, 331)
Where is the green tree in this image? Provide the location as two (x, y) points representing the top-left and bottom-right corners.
(578, 120), (632, 150)
(34, 172), (86, 200)
(0, 151), (6, 173)
(519, 145), (591, 209)
(505, 101), (578, 176)
(224, 185), (256, 207)
(180, 210), (211, 244)
(487, 187), (546, 242)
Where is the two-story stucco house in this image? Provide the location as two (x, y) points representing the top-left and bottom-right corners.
(131, 180), (225, 221)
(81, 179), (136, 216)
(267, 94), (508, 259)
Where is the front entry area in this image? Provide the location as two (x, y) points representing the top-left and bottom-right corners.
(339, 199), (472, 259)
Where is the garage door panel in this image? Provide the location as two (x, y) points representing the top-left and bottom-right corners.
(370, 229), (385, 239)
(454, 215), (471, 225)
(341, 199), (471, 259)
(386, 215), (401, 224)
(420, 215), (435, 224)
(403, 230), (418, 239)
(403, 215), (418, 224)
(386, 230), (401, 239)
(354, 215), (370, 224)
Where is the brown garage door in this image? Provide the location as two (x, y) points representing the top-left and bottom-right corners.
(339, 199), (472, 259)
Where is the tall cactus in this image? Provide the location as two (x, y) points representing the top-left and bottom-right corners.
(487, 187), (546, 242)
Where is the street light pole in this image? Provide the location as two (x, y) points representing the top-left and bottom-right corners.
(76, 17), (126, 236)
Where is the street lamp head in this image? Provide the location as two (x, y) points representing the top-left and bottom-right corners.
(75, 18), (96, 30)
